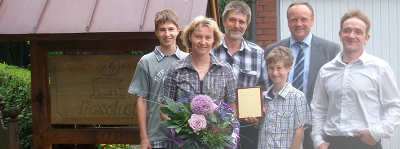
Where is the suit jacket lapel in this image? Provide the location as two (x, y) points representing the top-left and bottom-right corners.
(282, 38), (290, 47)
(308, 36), (322, 93)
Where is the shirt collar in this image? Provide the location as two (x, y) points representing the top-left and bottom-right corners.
(358, 50), (369, 64)
(221, 37), (249, 52)
(154, 46), (186, 61)
(290, 33), (312, 48)
(178, 53), (227, 70)
(336, 49), (368, 65)
(264, 83), (292, 100)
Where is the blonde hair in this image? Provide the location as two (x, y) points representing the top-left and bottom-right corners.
(182, 15), (223, 49)
(266, 46), (293, 68)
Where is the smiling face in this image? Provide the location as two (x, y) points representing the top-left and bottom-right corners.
(154, 21), (180, 48)
(339, 17), (370, 54)
(267, 60), (291, 87)
(189, 25), (214, 56)
(287, 4), (314, 42)
(222, 11), (248, 40)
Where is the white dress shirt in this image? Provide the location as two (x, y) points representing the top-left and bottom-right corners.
(311, 50), (400, 147)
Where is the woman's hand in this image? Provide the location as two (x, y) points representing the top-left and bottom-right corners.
(160, 111), (171, 120)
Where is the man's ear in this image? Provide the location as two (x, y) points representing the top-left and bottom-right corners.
(364, 34), (370, 44)
(221, 18), (227, 27)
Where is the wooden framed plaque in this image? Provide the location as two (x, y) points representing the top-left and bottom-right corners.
(236, 86), (263, 120)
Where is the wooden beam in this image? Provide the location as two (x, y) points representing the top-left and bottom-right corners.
(209, 0), (220, 26)
(47, 128), (140, 144)
(37, 39), (158, 52)
(0, 32), (158, 42)
(30, 41), (52, 149)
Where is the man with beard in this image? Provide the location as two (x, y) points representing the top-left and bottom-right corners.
(210, 1), (269, 148)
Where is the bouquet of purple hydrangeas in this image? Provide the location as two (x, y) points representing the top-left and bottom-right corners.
(160, 92), (239, 149)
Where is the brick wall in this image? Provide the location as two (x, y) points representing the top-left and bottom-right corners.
(255, 0), (277, 49)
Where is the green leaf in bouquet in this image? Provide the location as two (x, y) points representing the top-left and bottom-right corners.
(192, 140), (201, 149)
(167, 125), (180, 129)
(201, 132), (225, 146)
(208, 113), (218, 123)
(160, 105), (182, 118)
(181, 127), (193, 134)
(163, 96), (176, 106)
(160, 119), (174, 126)
(177, 89), (184, 98)
(177, 137), (195, 148)
(222, 135), (234, 142)
(174, 127), (181, 133)
(220, 139), (234, 148)
(176, 134), (193, 140)
(219, 119), (230, 126)
(168, 115), (183, 120)
(159, 106), (172, 115)
(171, 118), (185, 124)
(208, 144), (224, 149)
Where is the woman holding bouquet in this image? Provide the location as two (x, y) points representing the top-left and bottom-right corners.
(163, 15), (238, 109)
(162, 15), (239, 149)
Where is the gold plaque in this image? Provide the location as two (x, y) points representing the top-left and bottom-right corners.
(236, 86), (263, 120)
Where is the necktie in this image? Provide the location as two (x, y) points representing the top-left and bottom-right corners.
(293, 42), (304, 91)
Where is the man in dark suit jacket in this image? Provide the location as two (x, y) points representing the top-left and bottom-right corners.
(266, 35), (340, 103)
(265, 1), (340, 149)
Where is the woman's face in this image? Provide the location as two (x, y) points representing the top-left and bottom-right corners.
(189, 25), (214, 56)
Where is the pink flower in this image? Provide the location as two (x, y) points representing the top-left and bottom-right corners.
(188, 114), (207, 132)
(209, 103), (218, 114)
(191, 95), (218, 115)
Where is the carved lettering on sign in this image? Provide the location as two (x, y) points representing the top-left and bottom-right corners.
(97, 132), (121, 143)
(92, 78), (126, 99)
(80, 101), (134, 115)
(50, 55), (141, 124)
(96, 60), (120, 77)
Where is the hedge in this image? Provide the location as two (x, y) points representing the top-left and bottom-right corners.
(0, 63), (32, 149)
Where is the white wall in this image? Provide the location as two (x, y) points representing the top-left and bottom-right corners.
(278, 0), (400, 148)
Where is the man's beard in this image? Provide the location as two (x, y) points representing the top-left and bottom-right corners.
(226, 28), (244, 40)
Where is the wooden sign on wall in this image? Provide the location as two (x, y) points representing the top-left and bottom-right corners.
(49, 55), (142, 124)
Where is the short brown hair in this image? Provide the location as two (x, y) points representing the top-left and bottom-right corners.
(182, 15), (223, 49)
(287, 1), (314, 19)
(154, 9), (179, 29)
(266, 46), (293, 68)
(340, 8), (371, 34)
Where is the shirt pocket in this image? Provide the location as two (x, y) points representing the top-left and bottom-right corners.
(276, 110), (293, 129)
(237, 67), (259, 87)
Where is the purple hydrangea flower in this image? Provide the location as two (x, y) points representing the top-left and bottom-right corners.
(190, 95), (218, 115)
(188, 114), (207, 132)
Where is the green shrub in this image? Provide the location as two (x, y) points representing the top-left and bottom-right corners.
(0, 63), (32, 149)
